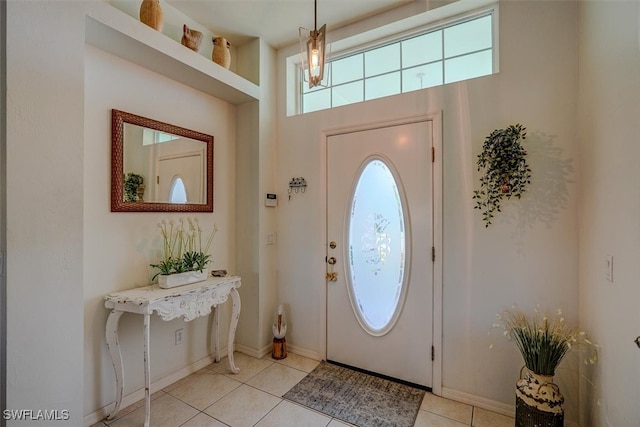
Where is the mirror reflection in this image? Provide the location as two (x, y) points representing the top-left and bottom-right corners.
(123, 123), (206, 204)
(112, 109), (214, 212)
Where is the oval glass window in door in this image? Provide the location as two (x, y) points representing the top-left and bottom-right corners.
(169, 176), (188, 204)
(346, 157), (409, 336)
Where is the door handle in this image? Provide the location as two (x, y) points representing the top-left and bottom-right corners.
(326, 272), (338, 282)
(327, 257), (337, 265)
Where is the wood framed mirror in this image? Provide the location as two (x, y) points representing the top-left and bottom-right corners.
(111, 109), (214, 212)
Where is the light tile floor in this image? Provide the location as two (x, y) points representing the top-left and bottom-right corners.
(92, 352), (514, 427)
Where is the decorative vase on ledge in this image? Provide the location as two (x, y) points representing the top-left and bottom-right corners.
(139, 0), (164, 32)
(181, 24), (203, 52)
(158, 270), (208, 289)
(212, 37), (231, 69)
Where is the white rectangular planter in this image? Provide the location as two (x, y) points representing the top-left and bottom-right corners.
(158, 270), (208, 289)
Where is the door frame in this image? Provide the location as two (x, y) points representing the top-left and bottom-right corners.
(320, 112), (443, 395)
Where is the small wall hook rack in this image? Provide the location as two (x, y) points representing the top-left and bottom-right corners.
(288, 177), (307, 194)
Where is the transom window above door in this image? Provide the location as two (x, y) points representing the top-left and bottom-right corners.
(297, 8), (497, 114)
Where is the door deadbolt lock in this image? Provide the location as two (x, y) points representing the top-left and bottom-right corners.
(326, 272), (338, 282)
(327, 257), (337, 265)
(329, 241), (337, 249)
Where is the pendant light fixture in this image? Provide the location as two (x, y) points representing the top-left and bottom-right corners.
(299, 0), (327, 88)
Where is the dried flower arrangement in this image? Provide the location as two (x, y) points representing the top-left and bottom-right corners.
(493, 306), (598, 376)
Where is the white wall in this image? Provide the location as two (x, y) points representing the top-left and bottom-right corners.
(577, 1), (640, 425)
(233, 38), (278, 356)
(84, 44), (236, 416)
(257, 39), (279, 351)
(276, 0), (581, 420)
(5, 0), (243, 422)
(6, 2), (86, 424)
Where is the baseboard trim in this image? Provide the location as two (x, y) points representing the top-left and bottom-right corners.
(441, 387), (514, 417)
(83, 351), (224, 427)
(234, 342), (272, 359)
(286, 343), (322, 361)
(440, 387), (580, 427)
(234, 341), (322, 362)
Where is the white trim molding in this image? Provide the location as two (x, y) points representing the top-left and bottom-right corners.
(287, 343), (323, 362)
(442, 386), (514, 417)
(442, 387), (579, 427)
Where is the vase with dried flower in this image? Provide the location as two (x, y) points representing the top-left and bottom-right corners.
(271, 304), (288, 359)
(493, 306), (598, 427)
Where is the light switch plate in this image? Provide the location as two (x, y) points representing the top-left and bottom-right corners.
(266, 232), (275, 246)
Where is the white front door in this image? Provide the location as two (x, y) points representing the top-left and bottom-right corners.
(326, 120), (433, 387)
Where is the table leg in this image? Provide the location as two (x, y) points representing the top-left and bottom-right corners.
(105, 310), (125, 421)
(143, 313), (151, 427)
(228, 287), (241, 374)
(212, 304), (220, 363)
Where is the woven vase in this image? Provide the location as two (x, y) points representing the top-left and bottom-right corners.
(515, 367), (564, 427)
(212, 37), (231, 69)
(181, 24), (203, 52)
(139, 0), (164, 32)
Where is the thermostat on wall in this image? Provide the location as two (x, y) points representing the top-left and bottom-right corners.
(265, 193), (277, 207)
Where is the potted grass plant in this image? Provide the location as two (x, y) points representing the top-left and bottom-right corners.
(150, 217), (218, 288)
(493, 306), (597, 427)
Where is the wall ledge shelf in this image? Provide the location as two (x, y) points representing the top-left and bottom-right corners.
(85, 2), (259, 105)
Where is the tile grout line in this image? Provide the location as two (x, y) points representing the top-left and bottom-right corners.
(97, 353), (510, 427)
(185, 358), (315, 427)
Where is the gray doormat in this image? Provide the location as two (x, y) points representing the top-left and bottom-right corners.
(283, 361), (425, 427)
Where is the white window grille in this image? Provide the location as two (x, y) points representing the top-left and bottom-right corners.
(300, 11), (496, 114)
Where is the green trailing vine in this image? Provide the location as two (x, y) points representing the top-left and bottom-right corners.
(124, 172), (144, 202)
(473, 124), (531, 227)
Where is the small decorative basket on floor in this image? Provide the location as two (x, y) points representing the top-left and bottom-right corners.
(515, 367), (564, 427)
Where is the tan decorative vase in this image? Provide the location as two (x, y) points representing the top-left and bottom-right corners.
(212, 37), (231, 69)
(515, 367), (564, 427)
(139, 0), (164, 32)
(181, 24), (203, 52)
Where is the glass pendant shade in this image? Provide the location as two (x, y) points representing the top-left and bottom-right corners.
(305, 24), (326, 88)
(299, 0), (327, 89)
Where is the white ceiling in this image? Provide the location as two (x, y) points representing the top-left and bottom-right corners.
(166, 0), (417, 48)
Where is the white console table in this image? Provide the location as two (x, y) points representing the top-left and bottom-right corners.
(104, 275), (241, 427)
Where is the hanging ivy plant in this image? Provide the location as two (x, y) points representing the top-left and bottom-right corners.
(473, 124), (531, 227)
(124, 172), (144, 202)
